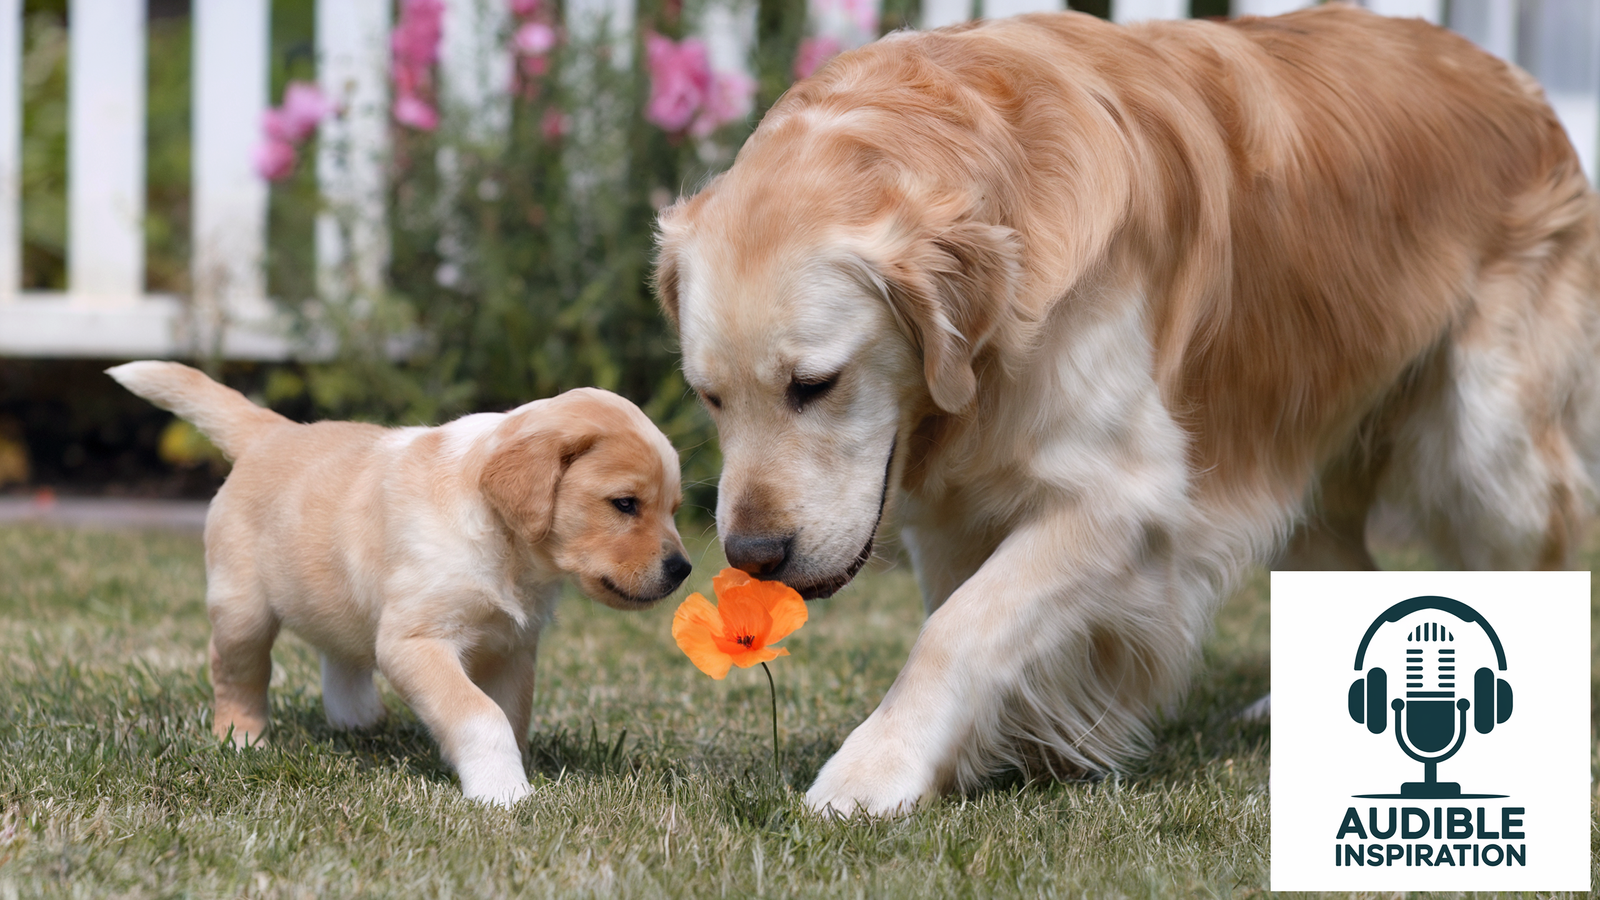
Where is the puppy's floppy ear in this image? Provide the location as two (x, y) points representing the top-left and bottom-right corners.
(877, 221), (1023, 413)
(479, 422), (597, 546)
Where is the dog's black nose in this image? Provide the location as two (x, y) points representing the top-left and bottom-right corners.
(663, 553), (692, 588)
(724, 533), (791, 579)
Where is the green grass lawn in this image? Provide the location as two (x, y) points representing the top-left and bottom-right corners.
(0, 523), (1590, 897)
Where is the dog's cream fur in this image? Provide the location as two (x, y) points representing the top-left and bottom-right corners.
(108, 361), (690, 806)
(654, 5), (1600, 815)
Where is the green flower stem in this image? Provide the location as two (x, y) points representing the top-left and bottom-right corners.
(760, 661), (779, 773)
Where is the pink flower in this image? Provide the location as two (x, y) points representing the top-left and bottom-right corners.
(541, 107), (567, 141)
(520, 54), (550, 78)
(261, 108), (298, 144)
(510, 0), (540, 17)
(391, 0), (444, 69)
(793, 35), (841, 80)
(818, 0), (877, 35)
(390, 0), (444, 129)
(514, 21), (557, 56)
(253, 139), (297, 181)
(392, 64), (425, 99)
(393, 93), (440, 131)
(644, 33), (713, 133)
(690, 71), (755, 137)
(278, 82), (333, 141)
(840, 0), (878, 35)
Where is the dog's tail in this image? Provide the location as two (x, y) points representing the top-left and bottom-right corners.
(106, 361), (290, 461)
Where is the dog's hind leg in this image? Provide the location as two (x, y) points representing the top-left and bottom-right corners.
(1274, 446), (1386, 572)
(207, 583), (279, 748)
(1384, 224), (1600, 569)
(321, 655), (387, 730)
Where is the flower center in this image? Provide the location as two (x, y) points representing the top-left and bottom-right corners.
(736, 634), (755, 648)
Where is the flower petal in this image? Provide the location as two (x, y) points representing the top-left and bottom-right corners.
(729, 645), (787, 669)
(715, 581), (774, 649)
(672, 593), (733, 679)
(759, 585), (807, 645)
(711, 567), (755, 595)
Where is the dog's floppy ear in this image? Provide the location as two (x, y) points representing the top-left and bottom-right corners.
(479, 419), (597, 546)
(878, 221), (1023, 413)
(653, 203), (685, 330)
(653, 251), (681, 330)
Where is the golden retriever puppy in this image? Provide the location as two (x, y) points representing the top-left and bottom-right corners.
(654, 4), (1600, 815)
(108, 361), (691, 805)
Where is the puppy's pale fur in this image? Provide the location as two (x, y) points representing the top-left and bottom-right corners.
(655, 5), (1600, 815)
(109, 361), (690, 805)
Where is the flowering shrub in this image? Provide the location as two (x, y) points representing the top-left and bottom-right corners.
(254, 81), (333, 182)
(643, 33), (755, 137)
(391, 0), (444, 131)
(793, 35), (841, 80)
(257, 0), (920, 516)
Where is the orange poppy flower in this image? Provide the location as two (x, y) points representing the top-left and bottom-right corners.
(672, 568), (808, 679)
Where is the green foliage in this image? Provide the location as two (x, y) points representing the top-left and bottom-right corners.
(19, 5), (67, 291)
(263, 2), (774, 515)
(19, 4), (192, 294)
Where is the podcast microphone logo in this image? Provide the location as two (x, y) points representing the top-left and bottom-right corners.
(1346, 595), (1511, 799)
(1271, 571), (1589, 891)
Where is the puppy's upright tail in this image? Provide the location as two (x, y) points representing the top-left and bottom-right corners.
(106, 361), (290, 461)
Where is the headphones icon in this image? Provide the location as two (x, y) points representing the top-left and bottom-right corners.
(1347, 595), (1513, 736)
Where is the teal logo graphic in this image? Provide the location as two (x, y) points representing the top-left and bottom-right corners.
(1347, 596), (1511, 799)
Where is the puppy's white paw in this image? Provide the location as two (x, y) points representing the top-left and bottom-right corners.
(805, 724), (937, 818)
(462, 772), (533, 808)
(453, 715), (531, 807)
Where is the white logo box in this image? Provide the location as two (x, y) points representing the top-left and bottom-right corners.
(1270, 570), (1590, 891)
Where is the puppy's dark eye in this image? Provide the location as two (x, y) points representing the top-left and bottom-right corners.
(611, 497), (639, 516)
(699, 391), (722, 411)
(787, 374), (838, 411)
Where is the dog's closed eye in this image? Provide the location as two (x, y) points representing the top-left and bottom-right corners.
(787, 374), (839, 411)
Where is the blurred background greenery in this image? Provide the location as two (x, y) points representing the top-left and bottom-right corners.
(4, 0), (1228, 515)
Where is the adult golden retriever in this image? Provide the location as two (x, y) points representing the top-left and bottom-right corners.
(654, 4), (1600, 815)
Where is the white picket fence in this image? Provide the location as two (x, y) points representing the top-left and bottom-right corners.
(0, 0), (1594, 360)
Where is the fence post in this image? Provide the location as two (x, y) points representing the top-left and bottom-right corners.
(809, 0), (880, 49)
(441, 0), (512, 145)
(67, 0), (146, 306)
(1517, 0), (1599, 181)
(0, 0), (17, 304)
(702, 0), (757, 90)
(1449, 0), (1518, 61)
(1233, 0), (1313, 15)
(1365, 0), (1442, 25)
(567, 0), (636, 66)
(922, 0), (970, 29)
(563, 0), (635, 224)
(193, 0), (272, 356)
(317, 0), (391, 306)
(1111, 0), (1187, 23)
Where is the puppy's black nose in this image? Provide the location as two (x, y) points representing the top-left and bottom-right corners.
(663, 553), (692, 589)
(724, 533), (791, 579)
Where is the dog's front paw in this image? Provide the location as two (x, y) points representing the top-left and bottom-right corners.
(804, 722), (939, 818)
